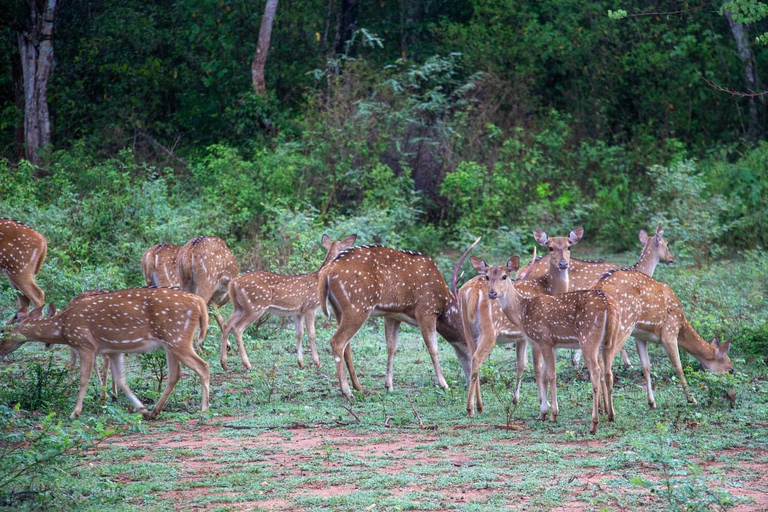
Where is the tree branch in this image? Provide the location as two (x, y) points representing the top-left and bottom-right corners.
(700, 74), (768, 97)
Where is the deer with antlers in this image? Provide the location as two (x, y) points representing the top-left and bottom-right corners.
(177, 236), (238, 343)
(0, 218), (47, 322)
(481, 248), (622, 434)
(0, 287), (210, 419)
(318, 245), (472, 399)
(220, 234), (357, 371)
(455, 227), (586, 417)
(594, 268), (733, 408)
(142, 243), (182, 287)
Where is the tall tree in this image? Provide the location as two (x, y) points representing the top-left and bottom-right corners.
(17, 0), (58, 165)
(252, 0), (278, 95)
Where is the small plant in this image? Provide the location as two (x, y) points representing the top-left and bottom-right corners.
(0, 355), (73, 412)
(138, 350), (167, 393)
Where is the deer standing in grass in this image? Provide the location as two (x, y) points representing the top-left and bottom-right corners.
(484, 249), (622, 434)
(0, 218), (47, 322)
(220, 234), (357, 371)
(178, 236), (238, 344)
(319, 245), (472, 399)
(142, 243), (182, 287)
(456, 228), (585, 417)
(594, 268), (733, 408)
(519, 225), (675, 366)
(0, 287), (210, 419)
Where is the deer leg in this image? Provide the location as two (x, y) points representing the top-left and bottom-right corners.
(12, 274), (45, 310)
(417, 315), (449, 390)
(109, 353), (150, 418)
(150, 351), (181, 419)
(571, 348), (582, 367)
(234, 309), (264, 371)
(330, 315), (366, 399)
(620, 347), (632, 367)
(305, 309), (321, 369)
(636, 339), (656, 409)
(384, 318), (401, 392)
(512, 339), (528, 407)
(219, 310), (235, 371)
(662, 330), (697, 406)
(71, 350), (95, 419)
(344, 343), (363, 392)
(467, 329), (497, 416)
(165, 348), (211, 415)
(294, 315), (306, 369)
(539, 347), (557, 421)
(582, 347), (602, 435)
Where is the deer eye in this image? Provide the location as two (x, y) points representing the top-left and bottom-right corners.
(548, 247), (553, 252)
(501, 275), (507, 280)
(485, 275), (489, 281)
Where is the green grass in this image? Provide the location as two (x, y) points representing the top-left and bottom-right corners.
(0, 253), (766, 510)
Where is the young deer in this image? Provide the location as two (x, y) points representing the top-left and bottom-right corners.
(487, 250), (622, 434)
(141, 243), (182, 287)
(177, 236), (239, 343)
(220, 234), (357, 371)
(0, 218), (47, 322)
(594, 268), (733, 408)
(455, 228), (584, 417)
(318, 245), (472, 399)
(0, 287), (211, 419)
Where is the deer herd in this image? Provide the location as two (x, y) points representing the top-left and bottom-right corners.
(0, 216), (733, 433)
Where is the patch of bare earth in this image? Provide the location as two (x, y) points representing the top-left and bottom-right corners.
(94, 419), (768, 510)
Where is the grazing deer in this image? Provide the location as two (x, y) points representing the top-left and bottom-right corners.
(318, 245), (472, 399)
(487, 249), (622, 434)
(455, 228), (586, 417)
(178, 236), (239, 342)
(594, 268), (733, 408)
(0, 218), (47, 322)
(0, 287), (210, 419)
(141, 243), (182, 287)
(220, 234), (357, 371)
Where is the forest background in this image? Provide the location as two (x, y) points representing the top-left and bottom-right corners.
(0, 0), (766, 295)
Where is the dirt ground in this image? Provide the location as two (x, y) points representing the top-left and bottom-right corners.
(99, 418), (768, 511)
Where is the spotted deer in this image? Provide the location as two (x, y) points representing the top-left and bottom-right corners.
(318, 245), (472, 399)
(0, 218), (47, 322)
(455, 228), (586, 417)
(220, 234), (357, 371)
(0, 287), (210, 419)
(177, 236), (239, 342)
(594, 268), (733, 408)
(487, 249), (622, 434)
(520, 225), (675, 366)
(141, 243), (182, 287)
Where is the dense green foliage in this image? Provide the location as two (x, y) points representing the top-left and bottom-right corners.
(0, 1), (766, 255)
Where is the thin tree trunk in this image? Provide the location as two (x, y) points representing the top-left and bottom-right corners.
(334, 0), (358, 56)
(723, 5), (765, 141)
(251, 0), (278, 96)
(18, 0), (58, 165)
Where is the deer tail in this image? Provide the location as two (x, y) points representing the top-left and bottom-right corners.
(197, 296), (209, 346)
(319, 273), (331, 319)
(35, 237), (47, 275)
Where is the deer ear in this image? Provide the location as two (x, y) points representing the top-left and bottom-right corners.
(655, 224), (664, 241)
(46, 304), (56, 318)
(28, 306), (45, 320)
(638, 230), (649, 244)
(470, 256), (489, 274)
(340, 234), (357, 249)
(506, 256), (520, 273)
(716, 339), (731, 358)
(533, 229), (548, 246)
(321, 234), (332, 250)
(568, 227), (584, 245)
(711, 337), (720, 348)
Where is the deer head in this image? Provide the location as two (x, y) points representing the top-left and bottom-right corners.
(470, 256), (520, 301)
(533, 226), (583, 272)
(638, 224), (675, 265)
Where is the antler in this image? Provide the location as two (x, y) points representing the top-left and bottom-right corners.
(451, 236), (482, 298)
(516, 247), (537, 281)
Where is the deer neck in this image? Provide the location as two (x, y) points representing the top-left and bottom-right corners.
(632, 243), (659, 277)
(19, 317), (64, 345)
(678, 320), (718, 366)
(498, 285), (531, 331)
(546, 267), (570, 294)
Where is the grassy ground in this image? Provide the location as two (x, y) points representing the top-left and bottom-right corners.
(0, 252), (766, 511)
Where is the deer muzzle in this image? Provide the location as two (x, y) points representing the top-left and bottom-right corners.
(558, 259), (569, 270)
(488, 290), (498, 300)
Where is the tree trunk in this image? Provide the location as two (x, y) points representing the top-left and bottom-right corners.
(723, 6), (765, 141)
(334, 0), (358, 56)
(18, 0), (58, 165)
(251, 0), (278, 96)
